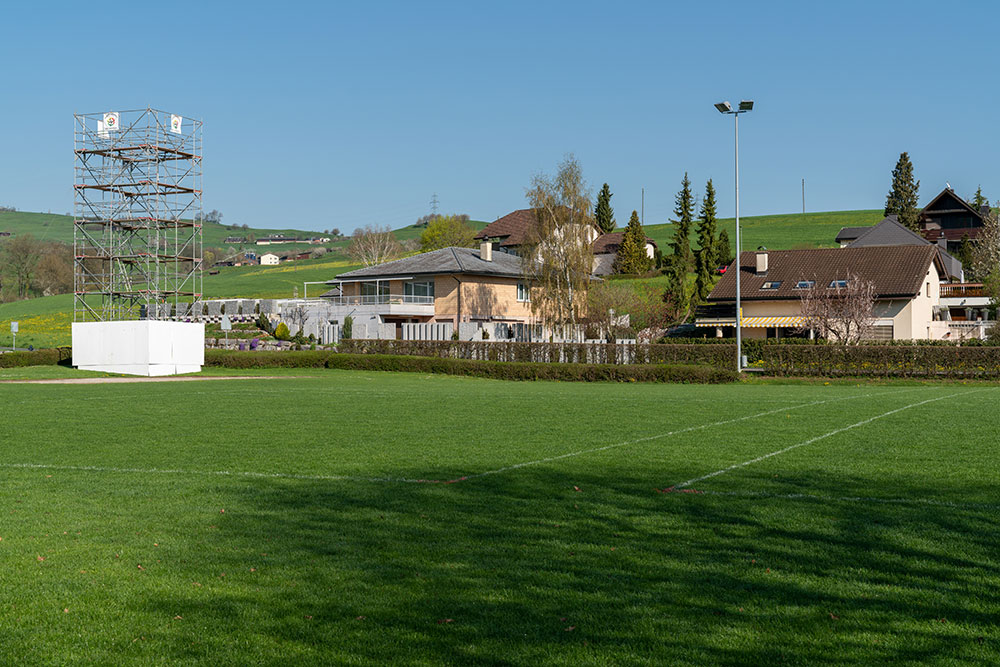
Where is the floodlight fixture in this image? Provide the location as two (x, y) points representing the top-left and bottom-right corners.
(739, 100), (754, 111)
(714, 101), (733, 114)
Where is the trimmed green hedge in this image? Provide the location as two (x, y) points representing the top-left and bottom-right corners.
(204, 350), (737, 383)
(335, 339), (736, 367)
(761, 344), (1000, 378)
(0, 347), (71, 368)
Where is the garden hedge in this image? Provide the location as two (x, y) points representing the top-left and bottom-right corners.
(0, 347), (71, 368)
(204, 350), (737, 384)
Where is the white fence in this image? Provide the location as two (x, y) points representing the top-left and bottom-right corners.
(402, 323), (453, 341)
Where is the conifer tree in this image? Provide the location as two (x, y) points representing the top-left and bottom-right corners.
(716, 229), (733, 266)
(670, 173), (694, 270)
(693, 179), (719, 301)
(664, 174), (695, 319)
(884, 152), (921, 231)
(613, 210), (651, 274)
(971, 185), (988, 211)
(595, 183), (616, 234)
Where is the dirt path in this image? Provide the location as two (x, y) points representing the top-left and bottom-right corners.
(0, 376), (288, 385)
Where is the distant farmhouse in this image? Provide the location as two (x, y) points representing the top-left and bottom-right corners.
(260, 253), (280, 265)
(256, 235), (298, 246)
(474, 208), (656, 276)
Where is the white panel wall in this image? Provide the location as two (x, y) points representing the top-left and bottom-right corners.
(72, 321), (204, 376)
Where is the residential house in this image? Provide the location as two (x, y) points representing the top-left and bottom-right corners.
(260, 253), (280, 266)
(837, 215), (964, 280)
(474, 208), (655, 275)
(697, 245), (952, 340)
(327, 242), (535, 331)
(256, 235), (299, 246)
(917, 186), (991, 252)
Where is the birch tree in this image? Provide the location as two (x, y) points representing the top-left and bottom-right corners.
(523, 155), (595, 334)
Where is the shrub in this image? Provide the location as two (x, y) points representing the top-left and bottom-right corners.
(273, 322), (291, 341)
(0, 347), (70, 368)
(342, 316), (353, 340)
(255, 313), (272, 333)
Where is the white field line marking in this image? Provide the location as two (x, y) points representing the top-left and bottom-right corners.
(451, 389), (926, 483)
(674, 389), (990, 489)
(697, 489), (1000, 511)
(0, 390), (911, 486)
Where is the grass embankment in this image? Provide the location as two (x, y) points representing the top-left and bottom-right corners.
(0, 375), (996, 663)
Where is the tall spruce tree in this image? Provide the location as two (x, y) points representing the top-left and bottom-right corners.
(693, 179), (719, 301)
(884, 152), (921, 231)
(595, 183), (616, 234)
(613, 210), (651, 274)
(716, 229), (733, 265)
(664, 173), (695, 319)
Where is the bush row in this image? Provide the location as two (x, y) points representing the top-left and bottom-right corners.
(335, 339), (735, 367)
(761, 345), (1000, 378)
(0, 347), (71, 368)
(204, 350), (737, 383)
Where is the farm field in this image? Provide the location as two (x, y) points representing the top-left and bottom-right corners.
(0, 370), (997, 664)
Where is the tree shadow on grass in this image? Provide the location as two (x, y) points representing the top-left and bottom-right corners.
(139, 468), (999, 665)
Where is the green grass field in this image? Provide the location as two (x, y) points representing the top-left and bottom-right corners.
(0, 369), (996, 664)
(638, 209), (884, 254)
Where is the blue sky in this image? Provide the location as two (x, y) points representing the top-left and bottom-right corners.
(0, 0), (996, 233)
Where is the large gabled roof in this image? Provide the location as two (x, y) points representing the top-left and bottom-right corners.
(919, 187), (986, 220)
(707, 246), (944, 302)
(330, 246), (524, 282)
(474, 209), (540, 247)
(848, 216), (930, 247)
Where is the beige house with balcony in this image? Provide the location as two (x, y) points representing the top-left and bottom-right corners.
(326, 244), (536, 331)
(697, 246), (952, 340)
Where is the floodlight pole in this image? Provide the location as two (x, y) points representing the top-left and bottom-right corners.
(715, 100), (753, 372)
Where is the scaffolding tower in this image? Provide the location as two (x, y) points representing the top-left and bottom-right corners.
(73, 108), (203, 322)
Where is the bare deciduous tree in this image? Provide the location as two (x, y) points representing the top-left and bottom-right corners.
(34, 244), (73, 296)
(1, 234), (43, 299)
(523, 155), (595, 333)
(348, 225), (403, 267)
(799, 271), (877, 344)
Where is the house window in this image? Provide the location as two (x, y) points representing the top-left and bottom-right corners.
(360, 281), (389, 304)
(761, 281), (781, 290)
(828, 279), (848, 289)
(517, 282), (530, 302)
(794, 280), (815, 289)
(926, 282), (931, 298)
(404, 280), (434, 303)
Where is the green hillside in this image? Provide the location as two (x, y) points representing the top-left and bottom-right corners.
(0, 211), (325, 250)
(636, 209), (883, 253)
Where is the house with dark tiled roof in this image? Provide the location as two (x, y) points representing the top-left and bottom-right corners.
(917, 187), (991, 251)
(475, 208), (656, 275)
(697, 245), (952, 340)
(326, 243), (536, 329)
(840, 215), (964, 281)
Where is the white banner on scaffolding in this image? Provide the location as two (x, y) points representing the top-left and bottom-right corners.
(97, 120), (107, 138)
(103, 112), (119, 132)
(170, 114), (183, 134)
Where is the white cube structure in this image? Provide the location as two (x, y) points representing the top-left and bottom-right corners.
(72, 320), (205, 377)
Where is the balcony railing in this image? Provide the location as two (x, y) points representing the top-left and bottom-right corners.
(323, 294), (434, 306)
(941, 283), (986, 298)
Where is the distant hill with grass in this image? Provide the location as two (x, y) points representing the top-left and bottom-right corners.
(636, 209), (884, 253)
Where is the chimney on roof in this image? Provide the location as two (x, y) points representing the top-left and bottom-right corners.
(755, 248), (768, 276)
(980, 204), (991, 216)
(480, 240), (493, 262)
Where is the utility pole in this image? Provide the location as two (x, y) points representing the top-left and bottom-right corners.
(430, 193), (439, 217)
(641, 188), (644, 224)
(802, 178), (805, 214)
